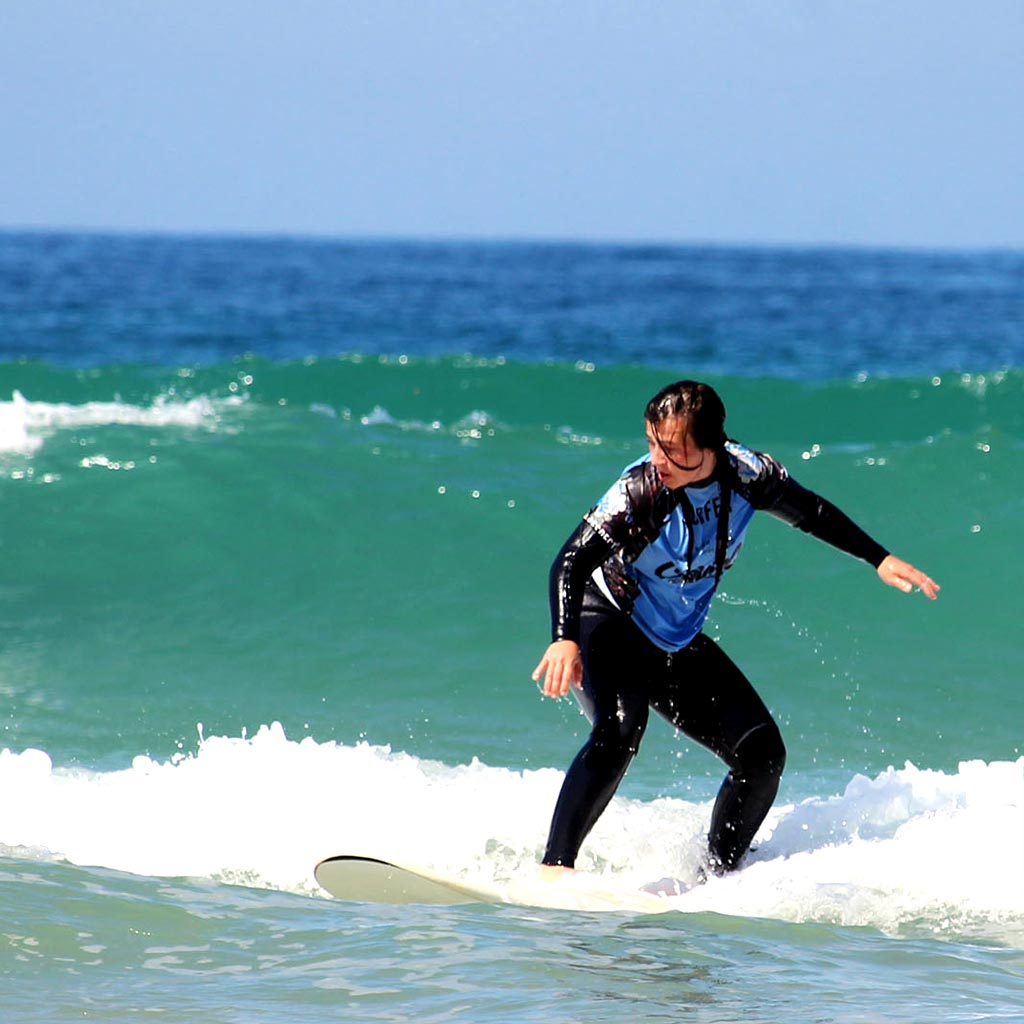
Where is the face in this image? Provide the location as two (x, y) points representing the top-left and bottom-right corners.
(645, 415), (716, 489)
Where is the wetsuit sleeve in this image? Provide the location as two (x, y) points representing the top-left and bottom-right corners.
(549, 520), (616, 643)
(763, 476), (889, 568)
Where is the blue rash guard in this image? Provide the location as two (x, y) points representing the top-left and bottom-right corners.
(550, 440), (889, 653)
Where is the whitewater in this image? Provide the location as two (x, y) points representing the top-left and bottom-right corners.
(3, 725), (1021, 947)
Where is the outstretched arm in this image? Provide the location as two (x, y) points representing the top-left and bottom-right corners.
(762, 475), (939, 599)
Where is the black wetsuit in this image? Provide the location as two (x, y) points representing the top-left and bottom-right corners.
(542, 442), (888, 871)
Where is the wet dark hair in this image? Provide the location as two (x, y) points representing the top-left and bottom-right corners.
(644, 380), (727, 451)
(645, 380), (732, 584)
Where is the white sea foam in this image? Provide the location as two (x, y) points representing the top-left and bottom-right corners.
(347, 403), (501, 439)
(0, 390), (243, 453)
(1, 725), (1021, 942)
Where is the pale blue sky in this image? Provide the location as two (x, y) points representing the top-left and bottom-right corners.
(2, 1), (1021, 248)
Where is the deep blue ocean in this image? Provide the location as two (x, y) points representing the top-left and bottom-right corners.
(1, 230), (1022, 1022)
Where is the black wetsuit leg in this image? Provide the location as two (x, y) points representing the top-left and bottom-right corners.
(542, 599), (658, 868)
(542, 593), (785, 871)
(647, 633), (786, 872)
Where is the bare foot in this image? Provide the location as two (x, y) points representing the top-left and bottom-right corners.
(539, 864), (575, 881)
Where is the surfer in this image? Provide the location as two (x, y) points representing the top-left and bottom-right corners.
(532, 380), (938, 879)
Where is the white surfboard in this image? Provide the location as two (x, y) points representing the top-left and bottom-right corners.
(314, 855), (673, 914)
(314, 855), (505, 906)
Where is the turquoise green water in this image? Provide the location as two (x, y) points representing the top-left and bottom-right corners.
(3, 360), (1020, 785)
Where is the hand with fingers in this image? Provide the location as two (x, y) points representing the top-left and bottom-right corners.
(532, 640), (583, 699)
(877, 554), (940, 600)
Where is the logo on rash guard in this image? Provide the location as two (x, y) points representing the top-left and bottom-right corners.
(689, 496), (722, 524)
(654, 547), (741, 584)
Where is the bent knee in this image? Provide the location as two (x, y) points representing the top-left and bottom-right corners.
(733, 721), (786, 778)
(589, 711), (647, 759)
